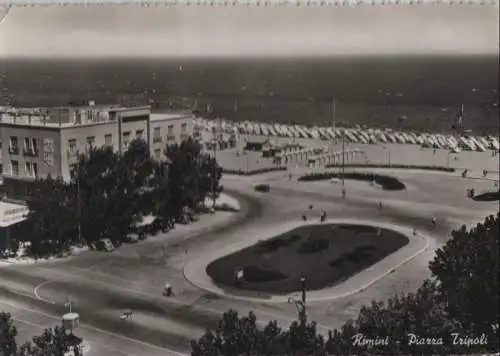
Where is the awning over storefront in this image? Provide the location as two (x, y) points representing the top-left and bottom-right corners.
(0, 201), (29, 228)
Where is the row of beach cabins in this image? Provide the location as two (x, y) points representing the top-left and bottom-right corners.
(198, 119), (500, 154)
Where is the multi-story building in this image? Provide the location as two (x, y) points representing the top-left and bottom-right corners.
(0, 104), (195, 201)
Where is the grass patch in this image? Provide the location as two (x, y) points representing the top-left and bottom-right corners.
(241, 266), (288, 282)
(206, 223), (409, 294)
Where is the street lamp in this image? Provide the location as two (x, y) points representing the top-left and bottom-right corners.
(287, 276), (307, 324)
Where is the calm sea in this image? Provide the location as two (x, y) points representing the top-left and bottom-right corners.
(0, 56), (498, 133)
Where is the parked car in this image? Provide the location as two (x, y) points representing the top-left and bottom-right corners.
(95, 238), (115, 252)
(254, 184), (270, 192)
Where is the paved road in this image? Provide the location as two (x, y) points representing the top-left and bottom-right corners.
(1, 172), (498, 355)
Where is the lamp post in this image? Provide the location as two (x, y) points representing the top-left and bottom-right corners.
(288, 276), (307, 324)
(382, 146), (391, 167)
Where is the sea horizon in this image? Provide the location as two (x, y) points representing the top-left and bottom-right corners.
(1, 55), (498, 134)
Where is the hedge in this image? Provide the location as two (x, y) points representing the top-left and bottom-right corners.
(298, 172), (406, 191)
(326, 163), (455, 173)
(223, 167), (287, 176)
(472, 191), (500, 202)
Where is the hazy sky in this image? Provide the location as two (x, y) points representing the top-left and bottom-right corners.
(0, 5), (498, 58)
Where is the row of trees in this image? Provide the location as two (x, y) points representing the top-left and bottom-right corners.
(191, 213), (500, 355)
(0, 313), (77, 356)
(22, 137), (222, 258)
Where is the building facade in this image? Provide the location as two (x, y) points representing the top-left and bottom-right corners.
(0, 105), (195, 201)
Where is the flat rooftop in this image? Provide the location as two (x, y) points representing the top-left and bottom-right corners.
(150, 112), (194, 122)
(0, 105), (151, 129)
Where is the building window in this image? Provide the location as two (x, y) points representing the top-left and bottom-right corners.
(23, 137), (38, 157)
(181, 123), (188, 133)
(25, 162), (33, 177)
(86, 136), (95, 148)
(10, 160), (19, 176)
(136, 130), (144, 140)
(43, 138), (54, 153)
(44, 152), (54, 167)
(24, 137), (31, 150)
(32, 138), (38, 154)
(9, 136), (19, 155)
(154, 149), (161, 160)
(68, 139), (77, 154)
(33, 162), (38, 178)
(153, 127), (162, 143)
(167, 125), (174, 135)
(123, 131), (131, 148)
(104, 134), (112, 146)
(0, 164), (3, 174)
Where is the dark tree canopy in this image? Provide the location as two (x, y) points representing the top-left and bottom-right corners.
(9, 137), (223, 257)
(0, 314), (77, 356)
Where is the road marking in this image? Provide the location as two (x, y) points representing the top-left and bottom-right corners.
(1, 300), (187, 356)
(31, 265), (333, 332)
(33, 279), (58, 305)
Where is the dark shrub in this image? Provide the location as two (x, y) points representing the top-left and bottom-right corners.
(329, 245), (376, 268)
(472, 191), (500, 202)
(224, 167), (286, 176)
(256, 237), (288, 253)
(326, 163), (455, 172)
(298, 171), (406, 191)
(297, 236), (330, 254)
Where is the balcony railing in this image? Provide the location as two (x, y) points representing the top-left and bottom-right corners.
(153, 136), (162, 143)
(166, 135), (176, 141)
(8, 147), (19, 155)
(23, 148), (39, 157)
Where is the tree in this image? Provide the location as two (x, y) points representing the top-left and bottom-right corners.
(0, 312), (18, 356)
(17, 326), (71, 356)
(26, 176), (77, 258)
(429, 213), (499, 341)
(164, 138), (223, 216)
(0, 313), (77, 356)
(21, 136), (223, 256)
(191, 214), (500, 355)
(71, 146), (121, 247)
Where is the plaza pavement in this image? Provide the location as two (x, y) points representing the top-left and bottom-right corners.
(0, 142), (498, 354)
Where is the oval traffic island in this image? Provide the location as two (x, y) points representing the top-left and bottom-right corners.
(206, 223), (409, 294)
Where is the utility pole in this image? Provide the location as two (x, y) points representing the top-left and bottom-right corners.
(332, 98), (336, 146)
(76, 149), (82, 243)
(288, 276), (307, 325)
(300, 276), (306, 323)
(342, 130), (345, 187)
(211, 108), (219, 210)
